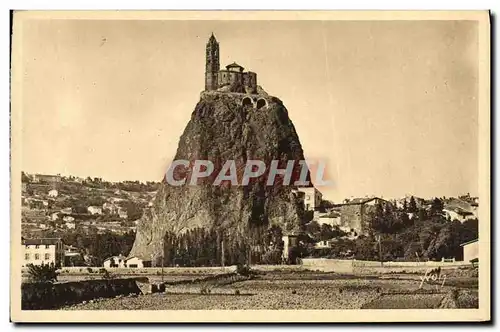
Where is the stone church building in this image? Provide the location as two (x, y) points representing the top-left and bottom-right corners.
(205, 33), (258, 94)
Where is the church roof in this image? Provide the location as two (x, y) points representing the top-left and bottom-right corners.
(226, 62), (244, 70)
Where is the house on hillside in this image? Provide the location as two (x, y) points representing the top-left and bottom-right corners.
(337, 197), (390, 235)
(316, 210), (341, 226)
(118, 208), (128, 219)
(61, 207), (72, 215)
(460, 239), (478, 263)
(32, 174), (61, 184)
(293, 187), (323, 211)
(50, 212), (60, 221)
(124, 256), (150, 268)
(444, 207), (476, 223)
(22, 237), (65, 267)
(102, 202), (118, 214)
(314, 240), (332, 249)
(103, 255), (127, 268)
(87, 206), (103, 215)
(63, 215), (75, 223)
(65, 221), (76, 229)
(48, 189), (58, 198)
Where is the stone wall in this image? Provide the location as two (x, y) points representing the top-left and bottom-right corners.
(301, 258), (354, 274)
(21, 278), (146, 310)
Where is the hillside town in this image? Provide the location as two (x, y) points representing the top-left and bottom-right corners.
(21, 172), (159, 266)
(21, 172), (479, 269)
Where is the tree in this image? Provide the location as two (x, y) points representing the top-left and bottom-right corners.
(305, 220), (321, 240)
(417, 206), (428, 221)
(26, 263), (58, 283)
(320, 200), (335, 209)
(430, 198), (444, 218)
(408, 196), (418, 213)
(369, 201), (386, 234)
(354, 237), (377, 260)
(21, 171), (31, 183)
(120, 201), (144, 221)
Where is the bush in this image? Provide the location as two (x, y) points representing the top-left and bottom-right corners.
(236, 264), (252, 276)
(262, 250), (283, 265)
(102, 269), (115, 280)
(26, 263), (58, 283)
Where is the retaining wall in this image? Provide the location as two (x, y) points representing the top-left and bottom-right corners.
(21, 278), (146, 310)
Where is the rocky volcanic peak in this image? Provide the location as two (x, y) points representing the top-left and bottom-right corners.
(129, 88), (312, 260)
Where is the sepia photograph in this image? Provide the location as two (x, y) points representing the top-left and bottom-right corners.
(9, 10), (490, 323)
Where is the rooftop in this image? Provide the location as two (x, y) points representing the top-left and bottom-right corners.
(226, 62), (244, 70)
(338, 197), (386, 206)
(460, 238), (478, 246)
(22, 238), (63, 245)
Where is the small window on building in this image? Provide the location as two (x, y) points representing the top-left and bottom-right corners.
(45, 253), (50, 260)
(25, 253), (29, 260)
(45, 244), (50, 249)
(35, 245), (40, 249)
(35, 254), (40, 260)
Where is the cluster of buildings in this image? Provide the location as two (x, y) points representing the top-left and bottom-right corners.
(21, 173), (147, 237)
(288, 186), (479, 263)
(22, 237), (77, 267)
(292, 187), (390, 237)
(21, 236), (150, 269)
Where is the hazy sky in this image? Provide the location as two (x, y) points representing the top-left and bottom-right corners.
(19, 19), (478, 201)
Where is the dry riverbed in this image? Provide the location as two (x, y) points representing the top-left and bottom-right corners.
(62, 272), (478, 310)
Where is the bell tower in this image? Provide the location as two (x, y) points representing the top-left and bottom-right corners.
(205, 33), (220, 91)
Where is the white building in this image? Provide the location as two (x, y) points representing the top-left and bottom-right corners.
(61, 207), (72, 215)
(48, 189), (58, 198)
(317, 215), (341, 226)
(103, 255), (127, 268)
(102, 202), (118, 214)
(461, 239), (479, 263)
(314, 240), (332, 249)
(444, 208), (476, 223)
(65, 222), (76, 229)
(88, 206), (103, 215)
(118, 208), (128, 219)
(124, 256), (147, 268)
(23, 238), (65, 267)
(63, 215), (75, 223)
(295, 187), (323, 211)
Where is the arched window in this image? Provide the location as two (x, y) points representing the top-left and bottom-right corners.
(242, 97), (253, 107)
(256, 98), (267, 109)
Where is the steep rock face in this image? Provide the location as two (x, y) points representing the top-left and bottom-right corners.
(129, 91), (311, 260)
